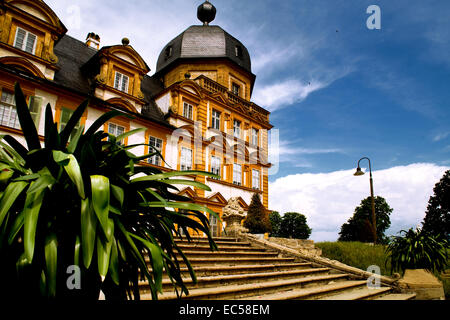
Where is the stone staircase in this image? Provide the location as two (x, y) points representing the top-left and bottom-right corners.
(140, 236), (416, 300)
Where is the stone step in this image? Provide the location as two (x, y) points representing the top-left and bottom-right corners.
(141, 274), (350, 300)
(319, 286), (392, 300)
(150, 267), (333, 291)
(175, 243), (263, 252)
(171, 262), (315, 277)
(174, 250), (280, 259)
(170, 256), (298, 267)
(240, 280), (368, 300)
(175, 239), (252, 247)
(373, 293), (417, 300)
(175, 236), (244, 244)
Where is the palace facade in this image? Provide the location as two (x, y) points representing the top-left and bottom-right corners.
(0, 0), (273, 237)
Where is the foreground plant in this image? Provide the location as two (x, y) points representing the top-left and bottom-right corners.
(0, 83), (218, 300)
(385, 228), (448, 275)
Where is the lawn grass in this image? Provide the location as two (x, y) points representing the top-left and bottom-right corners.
(315, 242), (450, 299)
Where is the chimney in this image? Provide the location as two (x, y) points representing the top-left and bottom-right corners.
(86, 32), (100, 50)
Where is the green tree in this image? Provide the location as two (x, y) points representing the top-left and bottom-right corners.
(269, 211), (282, 237)
(279, 212), (312, 239)
(422, 170), (450, 241)
(0, 83), (217, 300)
(243, 193), (271, 234)
(339, 196), (392, 243)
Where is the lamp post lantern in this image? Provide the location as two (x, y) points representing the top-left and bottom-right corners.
(354, 157), (377, 244)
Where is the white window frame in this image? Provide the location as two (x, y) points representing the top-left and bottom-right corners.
(14, 27), (37, 54)
(252, 169), (260, 190)
(210, 155), (221, 179)
(183, 102), (193, 120)
(251, 128), (259, 146)
(148, 136), (163, 166)
(233, 164), (242, 186)
(180, 147), (192, 171)
(233, 120), (241, 138)
(114, 71), (129, 93)
(108, 123), (126, 145)
(211, 109), (221, 130)
(0, 90), (19, 129)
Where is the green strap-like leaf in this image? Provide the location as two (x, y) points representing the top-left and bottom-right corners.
(158, 179), (212, 191)
(44, 234), (58, 297)
(129, 234), (164, 293)
(74, 235), (81, 266)
(60, 100), (89, 146)
(26, 168), (56, 195)
(111, 184), (124, 208)
(80, 198), (97, 269)
(2, 134), (28, 159)
(84, 110), (128, 139)
(14, 83), (41, 151)
(97, 219), (114, 278)
(131, 170), (217, 183)
(53, 151), (85, 199)
(23, 185), (46, 262)
(115, 128), (146, 143)
(91, 175), (110, 236)
(0, 180), (28, 227)
(109, 237), (120, 285)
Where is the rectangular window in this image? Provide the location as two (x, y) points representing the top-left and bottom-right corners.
(211, 109), (221, 130)
(210, 155), (221, 179)
(233, 164), (242, 186)
(180, 147), (192, 171)
(252, 169), (260, 190)
(233, 120), (241, 138)
(251, 128), (259, 146)
(108, 123), (125, 145)
(0, 91), (19, 129)
(114, 72), (129, 93)
(0, 91), (41, 129)
(232, 83), (240, 96)
(183, 102), (193, 120)
(59, 107), (82, 140)
(148, 136), (163, 166)
(14, 27), (37, 54)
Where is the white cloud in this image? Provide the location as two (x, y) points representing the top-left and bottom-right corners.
(433, 131), (450, 142)
(252, 79), (325, 112)
(269, 163), (449, 242)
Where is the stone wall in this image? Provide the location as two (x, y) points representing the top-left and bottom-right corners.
(266, 237), (322, 256)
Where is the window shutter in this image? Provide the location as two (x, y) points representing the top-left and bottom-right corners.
(121, 75), (129, 93)
(14, 28), (26, 50)
(114, 73), (122, 90)
(25, 33), (37, 54)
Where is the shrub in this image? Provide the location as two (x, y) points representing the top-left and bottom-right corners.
(385, 228), (449, 275)
(243, 193), (271, 234)
(269, 211), (282, 237)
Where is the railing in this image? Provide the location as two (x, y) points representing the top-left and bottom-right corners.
(195, 75), (270, 123)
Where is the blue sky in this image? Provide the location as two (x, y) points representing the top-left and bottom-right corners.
(46, 0), (450, 241)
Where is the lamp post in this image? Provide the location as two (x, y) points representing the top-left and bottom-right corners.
(354, 157), (377, 244)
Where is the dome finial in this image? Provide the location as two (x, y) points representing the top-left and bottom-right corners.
(197, 0), (216, 26)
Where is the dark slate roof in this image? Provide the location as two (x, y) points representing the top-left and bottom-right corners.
(53, 35), (168, 125)
(156, 25), (252, 75)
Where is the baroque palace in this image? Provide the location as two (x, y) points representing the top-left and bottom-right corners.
(0, 0), (273, 237)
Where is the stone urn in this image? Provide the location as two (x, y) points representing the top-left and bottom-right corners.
(222, 197), (248, 237)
